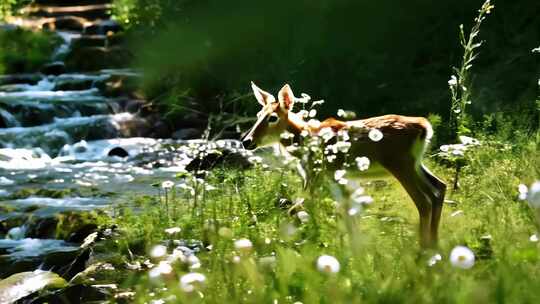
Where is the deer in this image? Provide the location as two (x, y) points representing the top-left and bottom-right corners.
(241, 82), (447, 248)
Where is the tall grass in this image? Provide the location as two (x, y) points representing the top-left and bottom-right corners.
(103, 131), (539, 303)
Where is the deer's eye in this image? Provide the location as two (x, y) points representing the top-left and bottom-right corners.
(268, 113), (279, 124)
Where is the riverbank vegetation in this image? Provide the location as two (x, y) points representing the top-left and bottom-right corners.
(0, 0), (538, 303)
(91, 124), (539, 303)
(0, 27), (60, 74)
(112, 0), (539, 139)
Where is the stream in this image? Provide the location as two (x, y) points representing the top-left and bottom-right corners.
(0, 0), (246, 290)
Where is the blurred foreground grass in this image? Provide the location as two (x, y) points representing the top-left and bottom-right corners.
(102, 130), (540, 303)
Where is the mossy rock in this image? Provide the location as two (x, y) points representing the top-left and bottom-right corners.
(55, 211), (100, 242)
(0, 270), (68, 303)
(24, 210), (102, 241)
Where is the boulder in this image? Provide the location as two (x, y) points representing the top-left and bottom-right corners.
(172, 128), (203, 140)
(53, 78), (95, 91)
(0, 270), (68, 303)
(72, 34), (107, 49)
(40, 61), (66, 75)
(0, 74), (41, 86)
(95, 73), (140, 97)
(65, 46), (132, 71)
(84, 20), (121, 35)
(107, 147), (129, 158)
(42, 16), (87, 32)
(124, 99), (145, 113)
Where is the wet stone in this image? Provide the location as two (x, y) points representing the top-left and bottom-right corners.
(72, 34), (107, 49)
(65, 46), (132, 71)
(84, 20), (122, 36)
(0, 74), (42, 86)
(107, 147), (129, 158)
(40, 61), (66, 75)
(53, 78), (95, 91)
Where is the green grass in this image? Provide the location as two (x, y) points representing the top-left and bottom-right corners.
(100, 130), (539, 303)
(0, 27), (61, 74)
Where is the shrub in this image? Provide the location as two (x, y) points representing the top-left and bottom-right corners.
(0, 27), (61, 74)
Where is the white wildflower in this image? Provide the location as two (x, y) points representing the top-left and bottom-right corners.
(149, 261), (173, 278)
(165, 227), (181, 235)
(348, 206), (361, 216)
(297, 211), (310, 223)
(312, 99), (325, 106)
(168, 249), (187, 263)
(368, 129), (383, 142)
(459, 136), (480, 146)
(280, 131), (295, 140)
(326, 155), (337, 163)
(527, 181), (540, 208)
(338, 129), (350, 141)
(161, 180), (174, 189)
(530, 234), (538, 242)
(307, 119), (321, 129)
(451, 149), (464, 156)
(448, 75), (458, 86)
(334, 170), (347, 185)
(187, 255), (201, 269)
(337, 109), (346, 117)
(234, 238), (253, 252)
(300, 130), (310, 137)
(180, 272), (206, 292)
(150, 245), (168, 259)
(319, 127), (334, 142)
(427, 254), (442, 267)
(449, 246), (475, 269)
(298, 110), (309, 119)
(309, 109), (317, 118)
(518, 184), (528, 200)
(355, 157), (370, 171)
(316, 255), (340, 274)
(335, 141), (351, 153)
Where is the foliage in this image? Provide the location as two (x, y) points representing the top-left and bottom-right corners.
(112, 0), (539, 133)
(100, 124), (540, 303)
(0, 27), (61, 74)
(0, 0), (30, 21)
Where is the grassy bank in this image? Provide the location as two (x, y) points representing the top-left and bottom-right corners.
(0, 27), (60, 74)
(100, 128), (539, 303)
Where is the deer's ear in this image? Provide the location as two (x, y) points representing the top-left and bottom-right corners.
(278, 84), (295, 111)
(251, 82), (275, 106)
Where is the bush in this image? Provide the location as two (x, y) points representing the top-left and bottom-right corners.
(114, 0), (539, 128)
(0, 27), (61, 74)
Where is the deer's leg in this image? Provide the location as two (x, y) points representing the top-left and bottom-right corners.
(384, 161), (434, 248)
(420, 165), (446, 245)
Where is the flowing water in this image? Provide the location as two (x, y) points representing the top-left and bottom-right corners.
(0, 2), (245, 281)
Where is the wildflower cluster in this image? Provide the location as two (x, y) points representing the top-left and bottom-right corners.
(438, 136), (481, 160)
(427, 245), (476, 269)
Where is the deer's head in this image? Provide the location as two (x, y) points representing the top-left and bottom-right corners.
(242, 82), (297, 150)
